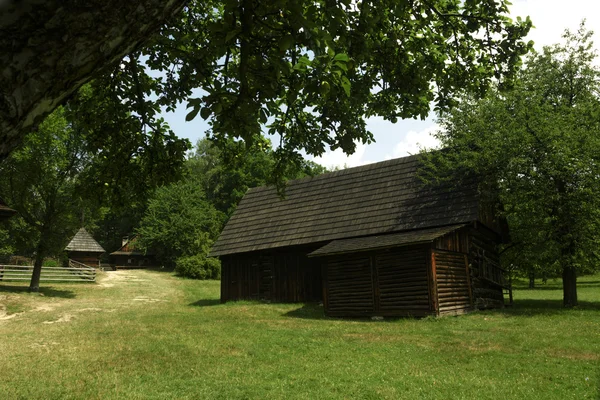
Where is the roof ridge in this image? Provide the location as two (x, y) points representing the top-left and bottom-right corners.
(248, 153), (422, 194)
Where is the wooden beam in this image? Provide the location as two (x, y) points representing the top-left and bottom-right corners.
(464, 253), (474, 307)
(428, 248), (439, 315)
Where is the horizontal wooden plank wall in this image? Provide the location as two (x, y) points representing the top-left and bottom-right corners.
(434, 250), (473, 315)
(376, 247), (431, 317)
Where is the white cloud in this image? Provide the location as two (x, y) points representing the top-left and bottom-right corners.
(510, 0), (599, 52)
(308, 142), (371, 170)
(387, 124), (442, 159)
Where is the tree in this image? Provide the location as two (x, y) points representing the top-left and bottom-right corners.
(67, 83), (190, 252)
(1, 1), (532, 180)
(187, 137), (327, 215)
(136, 180), (225, 270)
(0, 0), (187, 157)
(0, 107), (92, 291)
(425, 25), (600, 307)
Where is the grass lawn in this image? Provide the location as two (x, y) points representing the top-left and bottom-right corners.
(0, 270), (598, 399)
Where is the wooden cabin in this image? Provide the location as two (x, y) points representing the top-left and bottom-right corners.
(65, 228), (105, 268)
(110, 235), (157, 269)
(210, 154), (510, 317)
(0, 197), (16, 222)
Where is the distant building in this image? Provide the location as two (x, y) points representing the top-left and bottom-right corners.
(65, 228), (105, 268)
(110, 236), (157, 269)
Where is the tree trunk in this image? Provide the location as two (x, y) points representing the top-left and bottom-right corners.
(29, 244), (46, 293)
(562, 266), (578, 308)
(0, 0), (187, 159)
(528, 272), (535, 289)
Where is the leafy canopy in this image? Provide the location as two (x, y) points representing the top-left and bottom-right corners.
(136, 180), (225, 269)
(425, 24), (600, 306)
(97, 0), (532, 186)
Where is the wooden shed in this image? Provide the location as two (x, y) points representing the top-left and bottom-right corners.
(210, 154), (510, 317)
(109, 235), (157, 269)
(65, 228), (105, 268)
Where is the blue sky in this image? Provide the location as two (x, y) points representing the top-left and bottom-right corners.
(161, 0), (600, 169)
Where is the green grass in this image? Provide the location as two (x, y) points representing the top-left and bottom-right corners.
(0, 270), (598, 399)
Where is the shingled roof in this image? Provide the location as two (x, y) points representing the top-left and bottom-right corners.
(210, 154), (480, 257)
(65, 228), (105, 253)
(308, 224), (468, 257)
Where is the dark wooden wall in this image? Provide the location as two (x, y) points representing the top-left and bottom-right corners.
(220, 223), (507, 316)
(323, 245), (433, 317)
(220, 248), (322, 303)
(111, 255), (157, 269)
(468, 226), (506, 309)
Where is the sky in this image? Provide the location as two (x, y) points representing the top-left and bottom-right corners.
(161, 0), (600, 169)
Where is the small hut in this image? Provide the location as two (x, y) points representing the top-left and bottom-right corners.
(110, 235), (157, 269)
(65, 228), (105, 268)
(210, 154), (511, 317)
(0, 197), (16, 222)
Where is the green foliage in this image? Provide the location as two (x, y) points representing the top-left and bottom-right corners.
(42, 259), (59, 268)
(188, 137), (327, 215)
(64, 81), (191, 254)
(0, 228), (14, 258)
(136, 180), (225, 269)
(98, 0), (532, 187)
(175, 254), (221, 280)
(137, 137), (325, 278)
(0, 108), (92, 264)
(424, 24), (600, 304)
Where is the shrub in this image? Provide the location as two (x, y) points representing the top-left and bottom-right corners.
(175, 254), (221, 280)
(9, 256), (32, 266)
(42, 258), (59, 268)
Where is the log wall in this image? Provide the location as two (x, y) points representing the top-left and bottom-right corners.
(323, 245), (433, 317)
(220, 224), (507, 315)
(220, 248), (322, 303)
(433, 250), (472, 315)
(67, 251), (102, 268)
(433, 225), (505, 310)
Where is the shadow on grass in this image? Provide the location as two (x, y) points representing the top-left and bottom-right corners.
(188, 299), (221, 307)
(0, 285), (76, 299)
(285, 299), (600, 320)
(492, 299), (600, 317)
(283, 303), (328, 320)
(283, 304), (419, 322)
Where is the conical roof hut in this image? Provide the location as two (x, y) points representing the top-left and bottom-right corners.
(65, 228), (105, 267)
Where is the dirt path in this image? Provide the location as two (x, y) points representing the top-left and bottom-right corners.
(0, 269), (181, 325)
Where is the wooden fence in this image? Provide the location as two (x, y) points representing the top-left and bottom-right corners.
(0, 260), (96, 283)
